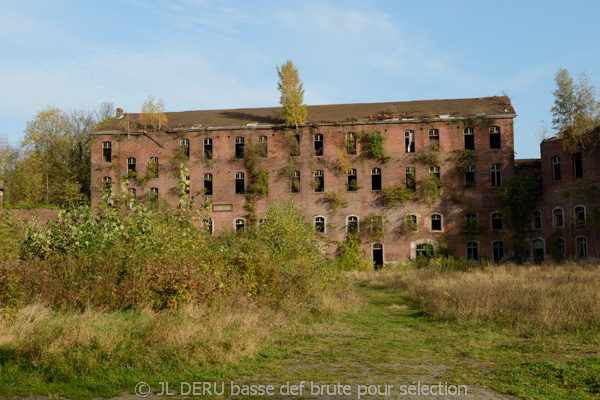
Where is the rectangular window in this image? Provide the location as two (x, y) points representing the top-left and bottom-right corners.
(291, 171), (300, 193)
(405, 131), (415, 153)
(127, 157), (136, 177)
(464, 127), (475, 150)
(467, 242), (479, 261)
(347, 169), (357, 192)
(553, 208), (564, 227)
(346, 132), (357, 155)
(371, 168), (382, 191)
(429, 166), (440, 179)
(235, 172), (245, 194)
(492, 241), (504, 262)
(465, 165), (476, 189)
(258, 136), (268, 158)
(428, 129), (439, 149)
(149, 187), (158, 202)
(102, 142), (112, 163)
(203, 138), (213, 159)
(532, 211), (542, 230)
(314, 134), (324, 156)
(489, 126), (501, 149)
(180, 139), (190, 159)
(148, 157), (158, 178)
(491, 212), (504, 230)
(490, 164), (502, 187)
(204, 173), (213, 196)
(405, 167), (416, 190)
(430, 214), (442, 231)
(573, 152), (583, 179)
(235, 137), (245, 159)
(552, 156), (561, 181)
(127, 188), (136, 209)
(314, 170), (324, 192)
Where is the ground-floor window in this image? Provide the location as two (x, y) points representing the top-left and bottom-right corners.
(492, 241), (504, 263)
(577, 236), (588, 258)
(466, 241), (479, 260)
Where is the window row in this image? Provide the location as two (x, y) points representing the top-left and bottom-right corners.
(312, 213), (445, 233)
(534, 206), (588, 228)
(100, 126), (504, 164)
(551, 152), (583, 181)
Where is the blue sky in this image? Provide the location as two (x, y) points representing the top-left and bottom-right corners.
(1, 0), (599, 158)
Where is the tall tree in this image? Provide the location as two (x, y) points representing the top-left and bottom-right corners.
(277, 60), (307, 129)
(551, 69), (600, 152)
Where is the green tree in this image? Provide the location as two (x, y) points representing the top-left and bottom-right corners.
(551, 69), (600, 152)
(277, 60), (307, 129)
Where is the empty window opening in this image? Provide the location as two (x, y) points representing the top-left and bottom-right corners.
(180, 138), (190, 159)
(464, 127), (475, 150)
(428, 129), (439, 149)
(291, 171), (300, 193)
(371, 168), (382, 191)
(203, 138), (213, 159)
(406, 214), (418, 232)
(575, 206), (586, 225)
(102, 142), (112, 163)
(573, 152), (583, 178)
(314, 170), (324, 192)
(465, 213), (478, 233)
(553, 208), (564, 227)
(554, 238), (566, 260)
(347, 169), (358, 191)
(235, 218), (245, 232)
(315, 216), (326, 233)
(102, 177), (112, 194)
(347, 216), (359, 235)
(203, 173), (213, 196)
(430, 214), (442, 232)
(492, 241), (504, 263)
(467, 241), (479, 261)
(489, 126), (501, 149)
(491, 212), (504, 231)
(314, 134), (324, 156)
(532, 239), (545, 263)
(373, 243), (384, 269)
(149, 187), (158, 202)
(127, 158), (136, 177)
(258, 136), (268, 158)
(235, 172), (245, 194)
(465, 165), (476, 188)
(490, 164), (502, 187)
(405, 167), (416, 190)
(416, 243), (435, 259)
(346, 132), (357, 155)
(235, 137), (245, 159)
(532, 210), (542, 230)
(405, 131), (415, 153)
(148, 157), (158, 178)
(127, 188), (136, 209)
(577, 236), (588, 258)
(552, 156), (561, 181)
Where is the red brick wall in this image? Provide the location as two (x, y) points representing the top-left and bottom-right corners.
(91, 118), (515, 262)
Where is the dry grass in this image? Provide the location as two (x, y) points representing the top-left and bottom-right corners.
(352, 262), (600, 331)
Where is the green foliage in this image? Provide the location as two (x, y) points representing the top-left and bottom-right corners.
(382, 184), (415, 207)
(363, 214), (385, 242)
(0, 263), (25, 318)
(334, 231), (371, 271)
(498, 172), (542, 254)
(323, 190), (349, 215)
(446, 149), (476, 170)
(551, 69), (600, 152)
(277, 60), (307, 129)
(414, 145), (440, 165)
(360, 131), (390, 161)
(418, 175), (444, 207)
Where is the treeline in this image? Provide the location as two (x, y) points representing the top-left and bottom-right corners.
(0, 103), (115, 208)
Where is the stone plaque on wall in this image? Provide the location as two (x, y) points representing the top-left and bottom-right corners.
(213, 204), (234, 212)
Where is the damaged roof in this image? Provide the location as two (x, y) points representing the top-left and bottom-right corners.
(95, 96), (515, 132)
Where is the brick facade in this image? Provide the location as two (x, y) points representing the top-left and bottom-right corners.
(92, 97), (522, 263)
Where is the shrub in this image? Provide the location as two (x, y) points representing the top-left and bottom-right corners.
(382, 184), (415, 207)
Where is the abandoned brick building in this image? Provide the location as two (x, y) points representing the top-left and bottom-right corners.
(90, 96), (598, 264)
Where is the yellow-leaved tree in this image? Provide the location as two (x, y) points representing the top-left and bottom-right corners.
(138, 95), (168, 131)
(277, 60), (307, 129)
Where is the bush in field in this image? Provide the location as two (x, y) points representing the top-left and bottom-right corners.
(6, 199), (333, 311)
